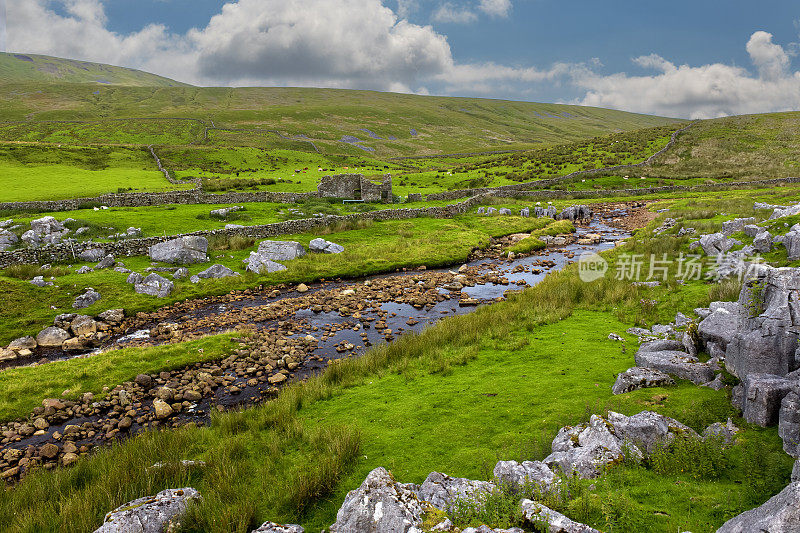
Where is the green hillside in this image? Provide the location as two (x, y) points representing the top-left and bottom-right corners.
(0, 52), (190, 87)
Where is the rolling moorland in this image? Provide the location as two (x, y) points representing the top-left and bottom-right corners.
(0, 54), (800, 532)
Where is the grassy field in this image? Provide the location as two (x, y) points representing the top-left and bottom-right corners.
(0, 53), (188, 87)
(0, 190), (793, 532)
(0, 144), (189, 202)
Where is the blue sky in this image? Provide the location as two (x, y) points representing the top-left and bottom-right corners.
(6, 0), (800, 118)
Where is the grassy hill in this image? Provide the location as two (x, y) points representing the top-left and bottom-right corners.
(0, 52), (189, 87)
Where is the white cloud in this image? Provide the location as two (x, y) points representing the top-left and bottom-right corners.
(478, 0), (511, 17)
(432, 2), (477, 24)
(396, 0), (418, 19)
(572, 32), (800, 119)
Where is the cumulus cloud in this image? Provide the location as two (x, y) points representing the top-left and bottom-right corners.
(432, 2), (478, 24)
(478, 0), (512, 17)
(573, 31), (800, 119)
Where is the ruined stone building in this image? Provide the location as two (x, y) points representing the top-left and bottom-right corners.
(317, 174), (392, 203)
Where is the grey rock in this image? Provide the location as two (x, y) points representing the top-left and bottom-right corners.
(543, 414), (641, 479)
(126, 272), (143, 285)
(780, 392), (800, 457)
(190, 275), (200, 284)
(78, 248), (105, 262)
(30, 216), (64, 235)
(639, 339), (684, 353)
(695, 307), (712, 319)
(699, 233), (733, 255)
(196, 264), (239, 279)
(794, 460), (800, 482)
(612, 367), (675, 394)
(417, 471), (495, 511)
(698, 301), (741, 349)
(149, 236), (208, 264)
(499, 208), (512, 215)
(626, 327), (653, 338)
(674, 312), (690, 327)
(35, 327), (70, 347)
(245, 252), (288, 274)
(722, 217), (755, 236)
(607, 410), (696, 454)
(651, 324), (674, 336)
(210, 206), (243, 218)
(753, 231), (772, 254)
(486, 207), (497, 215)
(634, 349), (716, 385)
(135, 274), (174, 298)
(70, 315), (97, 337)
(73, 289), (101, 309)
(93, 487), (201, 533)
(329, 467), (424, 533)
(741, 373), (796, 427)
(682, 331), (697, 358)
(255, 240), (306, 261)
(716, 482), (800, 532)
(0, 229), (19, 251)
(558, 205), (592, 222)
(608, 333), (624, 341)
(493, 460), (556, 492)
(520, 499), (600, 533)
(703, 418), (740, 445)
(8, 336), (36, 351)
(743, 224), (761, 238)
(784, 231), (800, 260)
(76, 266), (94, 274)
(173, 267), (189, 280)
(702, 374), (726, 390)
(29, 276), (52, 287)
(251, 522), (304, 533)
(770, 203), (800, 219)
(98, 309), (124, 325)
(309, 238), (345, 254)
(520, 207), (530, 217)
(463, 527), (523, 533)
(95, 255), (115, 270)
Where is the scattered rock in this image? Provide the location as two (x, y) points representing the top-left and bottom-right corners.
(149, 236), (208, 264)
(29, 276), (52, 287)
(73, 289), (101, 309)
(520, 499), (600, 533)
(740, 373), (796, 427)
(634, 348), (715, 385)
(95, 255), (115, 270)
(492, 460), (556, 492)
(197, 264), (239, 279)
(93, 488), (201, 533)
(251, 522), (305, 533)
(35, 327), (70, 347)
(135, 274), (174, 298)
(703, 418), (740, 445)
(254, 240), (306, 261)
(244, 252), (288, 274)
(417, 471), (495, 511)
(153, 399), (174, 419)
(309, 238), (345, 254)
(717, 482), (800, 533)
(612, 367), (675, 394)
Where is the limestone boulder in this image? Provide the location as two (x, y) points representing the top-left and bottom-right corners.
(492, 460), (556, 492)
(607, 410), (697, 454)
(417, 471), (495, 511)
(135, 274), (174, 298)
(255, 240), (306, 261)
(8, 336), (36, 352)
(612, 367), (675, 394)
(698, 301), (741, 350)
(520, 499), (600, 533)
(95, 255), (115, 270)
(70, 315), (97, 337)
(780, 392), (800, 456)
(196, 264), (239, 279)
(329, 467), (424, 533)
(753, 231), (773, 254)
(251, 523), (304, 533)
(149, 236), (208, 264)
(244, 252), (288, 274)
(309, 238), (344, 254)
(634, 349), (715, 385)
(98, 309), (124, 325)
(716, 482), (800, 532)
(741, 373), (797, 427)
(721, 217), (755, 236)
(784, 231), (800, 260)
(36, 327), (70, 347)
(93, 488), (201, 533)
(73, 289), (101, 309)
(0, 230), (19, 251)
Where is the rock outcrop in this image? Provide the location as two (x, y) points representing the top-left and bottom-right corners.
(93, 487), (201, 532)
(417, 471), (494, 511)
(135, 273), (174, 298)
(254, 240), (306, 261)
(149, 236), (208, 264)
(717, 482), (800, 532)
(309, 238), (344, 254)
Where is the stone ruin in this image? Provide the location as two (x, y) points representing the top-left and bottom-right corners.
(317, 173), (392, 203)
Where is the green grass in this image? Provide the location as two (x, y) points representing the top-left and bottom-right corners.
(0, 52), (189, 87)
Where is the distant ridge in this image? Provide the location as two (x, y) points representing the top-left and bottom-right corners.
(0, 52), (191, 87)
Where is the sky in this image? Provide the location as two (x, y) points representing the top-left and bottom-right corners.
(4, 0), (800, 119)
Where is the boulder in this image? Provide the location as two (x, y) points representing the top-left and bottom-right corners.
(634, 349), (716, 385)
(717, 482), (800, 532)
(0, 230), (19, 251)
(721, 217), (755, 236)
(558, 205), (592, 222)
(244, 252), (288, 274)
(771, 203), (800, 219)
(543, 414), (641, 479)
(70, 315), (97, 337)
(251, 523), (304, 533)
(699, 233), (731, 255)
(607, 411), (697, 454)
(520, 207), (530, 217)
(30, 216), (64, 235)
(196, 264), (239, 279)
(492, 460), (556, 492)
(153, 399), (174, 419)
(135, 274), (174, 298)
(309, 238), (345, 254)
(784, 231), (800, 260)
(126, 272), (144, 285)
(743, 224), (761, 238)
(254, 240), (306, 261)
(703, 418), (740, 445)
(520, 499), (600, 533)
(753, 231), (772, 254)
(638, 339), (685, 353)
(741, 373), (796, 427)
(95, 255), (115, 270)
(93, 488), (201, 533)
(76, 266), (93, 274)
(8, 336), (36, 352)
(210, 206), (243, 218)
(73, 289), (101, 309)
(329, 467), (424, 533)
(780, 392), (800, 457)
(486, 207), (497, 215)
(98, 309), (124, 325)
(30, 276), (52, 287)
(173, 267), (189, 280)
(725, 266), (800, 380)
(36, 327), (70, 347)
(698, 301), (741, 349)
(612, 367), (675, 394)
(417, 472), (494, 511)
(149, 236), (208, 264)
(499, 208), (512, 215)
